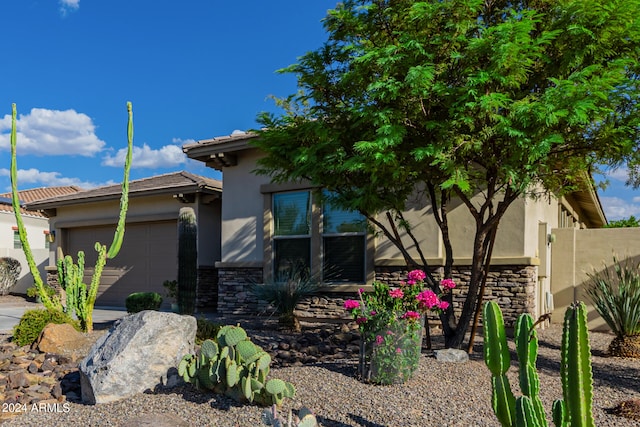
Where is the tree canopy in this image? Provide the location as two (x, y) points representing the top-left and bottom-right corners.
(254, 0), (640, 348)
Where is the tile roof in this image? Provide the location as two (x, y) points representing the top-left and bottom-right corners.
(0, 186), (82, 218)
(25, 171), (222, 209)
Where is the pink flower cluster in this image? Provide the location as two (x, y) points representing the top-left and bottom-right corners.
(406, 269), (426, 285)
(402, 310), (421, 320)
(344, 299), (360, 310)
(440, 278), (456, 290)
(389, 288), (404, 298)
(417, 289), (449, 310)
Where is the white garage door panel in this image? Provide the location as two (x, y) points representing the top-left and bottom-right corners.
(64, 221), (178, 307)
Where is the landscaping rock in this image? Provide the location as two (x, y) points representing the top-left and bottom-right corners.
(434, 348), (469, 363)
(79, 310), (196, 404)
(36, 323), (95, 361)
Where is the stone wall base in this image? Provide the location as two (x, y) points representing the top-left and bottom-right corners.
(215, 264), (538, 327)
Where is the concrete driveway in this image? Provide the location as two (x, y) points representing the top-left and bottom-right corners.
(0, 295), (128, 333)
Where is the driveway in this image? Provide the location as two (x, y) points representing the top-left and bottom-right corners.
(0, 294), (128, 333)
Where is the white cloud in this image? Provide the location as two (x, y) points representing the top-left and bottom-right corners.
(101, 143), (187, 168)
(604, 166), (629, 182)
(59, 0), (80, 16)
(600, 196), (640, 221)
(0, 108), (105, 156)
(0, 168), (112, 190)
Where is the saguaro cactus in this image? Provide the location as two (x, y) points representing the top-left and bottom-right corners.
(11, 102), (133, 332)
(177, 206), (197, 315)
(483, 301), (594, 427)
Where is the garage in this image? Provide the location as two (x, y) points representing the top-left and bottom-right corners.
(63, 220), (178, 307)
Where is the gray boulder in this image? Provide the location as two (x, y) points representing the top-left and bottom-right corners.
(434, 348), (469, 363)
(79, 310), (196, 404)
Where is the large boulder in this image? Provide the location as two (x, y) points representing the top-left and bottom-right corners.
(36, 323), (98, 361)
(79, 310), (196, 404)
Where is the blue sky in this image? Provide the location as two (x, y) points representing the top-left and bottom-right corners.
(0, 0), (637, 221)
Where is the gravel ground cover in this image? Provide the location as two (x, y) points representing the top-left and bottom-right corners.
(1, 309), (639, 426)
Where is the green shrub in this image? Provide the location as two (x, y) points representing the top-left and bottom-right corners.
(125, 292), (163, 313)
(196, 317), (221, 344)
(12, 308), (80, 347)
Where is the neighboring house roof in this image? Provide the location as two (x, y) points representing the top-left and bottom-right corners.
(0, 186), (83, 218)
(25, 171), (222, 210)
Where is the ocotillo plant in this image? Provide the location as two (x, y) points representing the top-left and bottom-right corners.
(177, 206), (197, 314)
(483, 301), (594, 427)
(11, 102), (133, 332)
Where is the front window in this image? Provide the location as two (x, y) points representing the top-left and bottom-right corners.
(13, 230), (21, 249)
(272, 190), (367, 284)
(322, 198), (366, 282)
(273, 191), (311, 277)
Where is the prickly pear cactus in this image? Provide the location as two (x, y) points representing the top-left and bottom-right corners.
(179, 324), (295, 407)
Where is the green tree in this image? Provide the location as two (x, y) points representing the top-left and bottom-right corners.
(605, 216), (640, 228)
(254, 0), (640, 348)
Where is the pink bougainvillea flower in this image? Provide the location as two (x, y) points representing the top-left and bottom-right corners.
(389, 288), (404, 298)
(358, 287), (365, 294)
(344, 299), (360, 310)
(356, 317), (368, 324)
(386, 330), (394, 335)
(402, 310), (421, 320)
(407, 270), (426, 282)
(370, 310), (377, 316)
(440, 278), (456, 290)
(407, 280), (416, 285)
(376, 335), (384, 345)
(417, 289), (440, 309)
(438, 301), (450, 310)
(396, 348), (402, 354)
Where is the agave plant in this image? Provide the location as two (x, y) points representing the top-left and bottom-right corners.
(250, 261), (320, 331)
(585, 255), (640, 358)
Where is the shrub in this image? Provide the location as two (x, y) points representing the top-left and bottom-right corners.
(250, 263), (320, 330)
(125, 292), (163, 313)
(586, 255), (640, 357)
(195, 317), (221, 344)
(12, 308), (80, 347)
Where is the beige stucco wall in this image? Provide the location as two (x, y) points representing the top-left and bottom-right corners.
(218, 149), (271, 265)
(551, 227), (640, 330)
(48, 193), (220, 267)
(0, 211), (50, 294)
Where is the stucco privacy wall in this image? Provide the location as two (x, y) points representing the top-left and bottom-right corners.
(551, 226), (640, 330)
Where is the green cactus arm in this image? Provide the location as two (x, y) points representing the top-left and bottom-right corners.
(515, 396), (544, 427)
(483, 301), (512, 376)
(9, 104), (62, 312)
(552, 400), (567, 427)
(82, 243), (107, 332)
(561, 302), (594, 427)
(492, 374), (517, 427)
(106, 101), (133, 259)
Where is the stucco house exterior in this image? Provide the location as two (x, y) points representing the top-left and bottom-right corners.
(183, 132), (608, 326)
(0, 186), (82, 294)
(25, 171), (222, 309)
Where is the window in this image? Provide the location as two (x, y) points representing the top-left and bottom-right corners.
(13, 230), (21, 249)
(323, 198), (366, 283)
(273, 191), (311, 277)
(272, 190), (367, 283)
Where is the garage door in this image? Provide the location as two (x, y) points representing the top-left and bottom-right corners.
(63, 220), (178, 307)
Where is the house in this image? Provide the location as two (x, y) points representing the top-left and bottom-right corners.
(183, 132), (614, 326)
(0, 186), (82, 294)
(25, 171), (222, 309)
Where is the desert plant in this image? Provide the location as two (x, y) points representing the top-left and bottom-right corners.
(177, 207), (197, 315)
(26, 284), (56, 301)
(125, 292), (163, 313)
(585, 255), (640, 358)
(196, 317), (221, 344)
(10, 102), (133, 333)
(0, 257), (21, 296)
(12, 308), (81, 347)
(250, 262), (320, 331)
(179, 325), (296, 407)
(163, 279), (178, 301)
(483, 301), (594, 427)
(261, 404), (318, 427)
